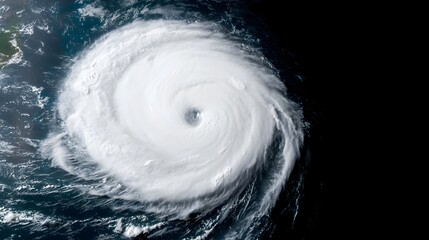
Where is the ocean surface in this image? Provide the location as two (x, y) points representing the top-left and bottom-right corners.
(0, 1), (322, 239)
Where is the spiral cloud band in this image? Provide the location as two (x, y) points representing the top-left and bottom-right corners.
(45, 20), (303, 217)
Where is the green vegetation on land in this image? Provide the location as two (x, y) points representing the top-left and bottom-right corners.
(0, 31), (19, 67)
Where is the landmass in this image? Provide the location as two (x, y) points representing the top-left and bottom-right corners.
(0, 31), (19, 67)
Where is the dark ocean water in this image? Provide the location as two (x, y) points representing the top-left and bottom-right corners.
(0, 1), (329, 239)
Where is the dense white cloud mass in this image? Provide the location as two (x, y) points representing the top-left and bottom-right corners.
(44, 20), (303, 218)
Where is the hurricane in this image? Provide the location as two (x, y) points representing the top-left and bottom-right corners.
(0, 1), (310, 239)
(43, 19), (303, 235)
